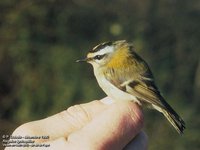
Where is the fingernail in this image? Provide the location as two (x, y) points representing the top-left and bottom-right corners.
(100, 97), (114, 105)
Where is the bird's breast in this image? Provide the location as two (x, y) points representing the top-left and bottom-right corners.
(94, 69), (139, 103)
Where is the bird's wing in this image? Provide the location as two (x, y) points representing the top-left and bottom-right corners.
(125, 78), (166, 109)
(104, 67), (166, 109)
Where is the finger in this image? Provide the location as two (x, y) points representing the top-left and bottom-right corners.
(12, 99), (111, 142)
(123, 131), (148, 150)
(66, 101), (144, 150)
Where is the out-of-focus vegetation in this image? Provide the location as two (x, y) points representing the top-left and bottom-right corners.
(0, 0), (199, 149)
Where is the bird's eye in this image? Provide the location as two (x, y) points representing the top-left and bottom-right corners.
(94, 55), (105, 60)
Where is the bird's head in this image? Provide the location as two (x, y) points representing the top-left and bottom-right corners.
(77, 40), (130, 69)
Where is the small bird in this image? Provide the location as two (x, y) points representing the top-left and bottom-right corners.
(77, 40), (185, 134)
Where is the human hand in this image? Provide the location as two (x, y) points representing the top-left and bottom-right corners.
(5, 97), (147, 150)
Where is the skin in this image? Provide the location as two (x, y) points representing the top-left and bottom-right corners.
(4, 97), (148, 150)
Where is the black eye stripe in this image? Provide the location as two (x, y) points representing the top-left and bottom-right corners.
(93, 54), (106, 60)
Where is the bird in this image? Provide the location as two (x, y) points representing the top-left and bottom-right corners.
(76, 40), (185, 134)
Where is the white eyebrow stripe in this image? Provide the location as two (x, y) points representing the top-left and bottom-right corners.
(95, 46), (114, 56)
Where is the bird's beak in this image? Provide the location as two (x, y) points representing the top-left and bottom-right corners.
(76, 57), (92, 63)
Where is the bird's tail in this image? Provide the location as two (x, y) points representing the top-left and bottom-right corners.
(153, 99), (185, 134)
(162, 108), (185, 134)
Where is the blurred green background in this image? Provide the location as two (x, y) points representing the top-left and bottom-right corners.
(0, 0), (199, 149)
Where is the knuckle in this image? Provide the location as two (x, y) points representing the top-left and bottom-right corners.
(64, 104), (91, 125)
